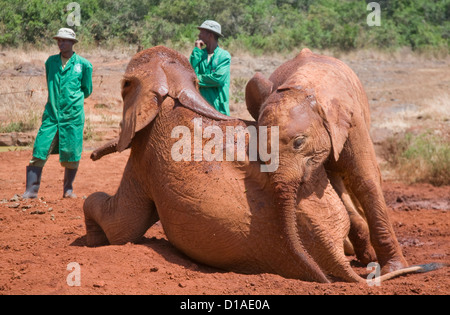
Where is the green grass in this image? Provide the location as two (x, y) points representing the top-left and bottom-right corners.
(231, 77), (248, 104)
(83, 118), (94, 141)
(382, 131), (450, 186)
(0, 146), (30, 152)
(0, 119), (38, 133)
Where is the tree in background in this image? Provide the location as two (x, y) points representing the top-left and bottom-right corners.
(0, 0), (448, 53)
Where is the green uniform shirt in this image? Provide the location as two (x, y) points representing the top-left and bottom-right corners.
(190, 46), (231, 115)
(33, 53), (93, 162)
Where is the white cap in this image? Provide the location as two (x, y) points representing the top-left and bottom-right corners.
(197, 20), (223, 37)
(53, 28), (78, 43)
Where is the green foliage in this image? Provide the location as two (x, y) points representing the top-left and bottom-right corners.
(0, 120), (37, 133)
(382, 131), (450, 186)
(0, 0), (448, 53)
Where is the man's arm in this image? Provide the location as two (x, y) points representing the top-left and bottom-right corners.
(45, 58), (50, 84)
(81, 62), (93, 98)
(190, 46), (204, 70)
(197, 53), (230, 88)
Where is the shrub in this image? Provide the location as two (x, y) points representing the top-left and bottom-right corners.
(0, 0), (448, 53)
(382, 131), (450, 186)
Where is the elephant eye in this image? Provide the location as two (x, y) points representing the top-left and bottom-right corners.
(293, 137), (304, 149)
(122, 80), (131, 88)
(121, 79), (134, 99)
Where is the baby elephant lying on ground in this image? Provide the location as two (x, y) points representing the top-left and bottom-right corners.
(84, 46), (445, 283)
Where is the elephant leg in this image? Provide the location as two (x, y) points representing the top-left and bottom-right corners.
(331, 131), (408, 273)
(328, 173), (376, 265)
(343, 237), (355, 255)
(83, 160), (159, 246)
(84, 191), (110, 246)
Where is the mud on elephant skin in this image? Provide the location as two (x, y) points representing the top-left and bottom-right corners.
(84, 46), (444, 283)
(245, 48), (446, 276)
(83, 46), (363, 283)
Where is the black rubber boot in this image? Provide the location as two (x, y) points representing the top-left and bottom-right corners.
(63, 168), (78, 198)
(23, 166), (43, 199)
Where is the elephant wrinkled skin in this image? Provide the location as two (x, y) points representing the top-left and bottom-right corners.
(84, 46), (438, 283)
(246, 48), (407, 274)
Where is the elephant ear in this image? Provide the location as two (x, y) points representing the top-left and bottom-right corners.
(118, 48), (236, 153)
(162, 60), (234, 121)
(314, 96), (353, 162)
(117, 61), (169, 152)
(277, 80), (353, 162)
(245, 72), (273, 121)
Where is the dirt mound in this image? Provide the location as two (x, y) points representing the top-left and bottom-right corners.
(0, 150), (449, 295)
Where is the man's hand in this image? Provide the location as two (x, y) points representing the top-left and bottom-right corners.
(195, 39), (205, 49)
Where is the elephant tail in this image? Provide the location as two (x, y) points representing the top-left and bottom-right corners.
(374, 262), (449, 284)
(90, 138), (124, 161)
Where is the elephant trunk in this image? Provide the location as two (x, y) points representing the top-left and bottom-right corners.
(90, 137), (131, 161)
(90, 138), (120, 161)
(271, 177), (330, 283)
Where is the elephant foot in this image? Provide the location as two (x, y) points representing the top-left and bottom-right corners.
(350, 235), (377, 265)
(85, 218), (109, 247)
(347, 222), (377, 265)
(83, 192), (111, 246)
(354, 245), (377, 266)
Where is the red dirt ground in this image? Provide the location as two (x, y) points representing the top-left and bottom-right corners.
(0, 149), (449, 295)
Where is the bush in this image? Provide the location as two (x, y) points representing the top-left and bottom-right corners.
(0, 120), (38, 133)
(382, 131), (450, 186)
(0, 0), (448, 53)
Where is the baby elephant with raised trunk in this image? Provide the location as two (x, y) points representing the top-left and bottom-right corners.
(84, 46), (441, 283)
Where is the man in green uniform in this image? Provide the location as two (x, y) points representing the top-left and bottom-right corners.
(23, 28), (93, 199)
(189, 20), (231, 116)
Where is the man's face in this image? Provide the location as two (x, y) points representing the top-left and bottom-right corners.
(198, 29), (212, 45)
(57, 39), (75, 53)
